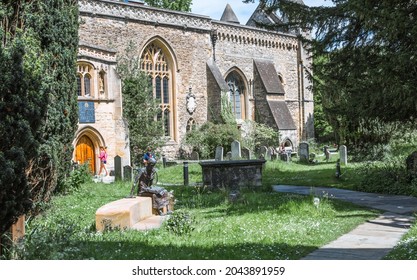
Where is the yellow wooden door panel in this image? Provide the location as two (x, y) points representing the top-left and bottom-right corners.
(75, 135), (95, 174)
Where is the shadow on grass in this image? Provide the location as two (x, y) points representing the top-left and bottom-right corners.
(72, 240), (317, 260)
(262, 160), (363, 190)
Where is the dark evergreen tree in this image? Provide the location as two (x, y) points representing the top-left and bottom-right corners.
(0, 1), (45, 235)
(0, 34), (45, 236)
(248, 0), (417, 147)
(0, 0), (78, 235)
(25, 0), (79, 209)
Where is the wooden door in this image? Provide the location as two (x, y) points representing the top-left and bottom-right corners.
(75, 135), (95, 174)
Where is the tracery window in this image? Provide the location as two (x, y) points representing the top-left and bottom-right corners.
(141, 43), (174, 138)
(77, 63), (94, 97)
(226, 71), (246, 120)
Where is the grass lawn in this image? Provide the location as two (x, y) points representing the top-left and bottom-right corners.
(157, 158), (362, 190)
(9, 159), (417, 260)
(13, 167), (379, 260)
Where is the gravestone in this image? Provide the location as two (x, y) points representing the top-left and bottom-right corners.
(406, 151), (417, 178)
(281, 153), (289, 162)
(114, 155), (122, 181)
(226, 151), (232, 160)
(231, 140), (241, 160)
(190, 151), (199, 161)
(323, 146), (330, 162)
(259, 146), (268, 159)
(299, 142), (309, 163)
(215, 146), (223, 161)
(265, 147), (272, 161)
(270, 147), (277, 161)
(241, 147), (251, 160)
(339, 145), (347, 165)
(123, 165), (132, 181)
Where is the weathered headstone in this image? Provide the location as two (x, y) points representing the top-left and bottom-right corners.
(231, 140), (241, 160)
(406, 151), (417, 178)
(259, 146), (268, 159)
(339, 145), (347, 165)
(281, 153), (289, 162)
(299, 142), (309, 163)
(190, 151), (199, 161)
(215, 146), (223, 161)
(241, 147), (251, 160)
(123, 165), (132, 181)
(324, 146), (330, 162)
(270, 147), (277, 161)
(226, 151), (232, 160)
(114, 155), (122, 180)
(265, 147), (272, 161)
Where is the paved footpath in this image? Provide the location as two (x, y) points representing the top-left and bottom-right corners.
(273, 185), (417, 260)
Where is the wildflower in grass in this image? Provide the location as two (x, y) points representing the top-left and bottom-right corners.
(313, 197), (320, 208)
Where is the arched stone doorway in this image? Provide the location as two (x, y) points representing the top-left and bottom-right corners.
(75, 135), (96, 174)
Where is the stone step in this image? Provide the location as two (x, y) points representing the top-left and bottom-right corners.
(92, 175), (115, 184)
(131, 215), (168, 231)
(95, 196), (153, 231)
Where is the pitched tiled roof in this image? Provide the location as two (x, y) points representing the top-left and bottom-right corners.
(207, 58), (229, 92)
(254, 59), (285, 95)
(267, 100), (297, 130)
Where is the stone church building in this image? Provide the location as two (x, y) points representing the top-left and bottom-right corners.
(73, 0), (314, 175)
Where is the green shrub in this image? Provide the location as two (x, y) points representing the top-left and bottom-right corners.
(58, 163), (91, 194)
(241, 120), (279, 154)
(356, 159), (414, 195)
(10, 217), (84, 260)
(184, 122), (241, 159)
(164, 210), (195, 236)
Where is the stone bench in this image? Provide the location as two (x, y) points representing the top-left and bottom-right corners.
(96, 196), (160, 231)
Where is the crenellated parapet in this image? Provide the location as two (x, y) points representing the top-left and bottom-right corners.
(78, 42), (117, 64)
(212, 21), (299, 51)
(79, 0), (212, 31)
(79, 0), (300, 52)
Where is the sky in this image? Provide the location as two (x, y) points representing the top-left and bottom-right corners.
(191, 0), (334, 24)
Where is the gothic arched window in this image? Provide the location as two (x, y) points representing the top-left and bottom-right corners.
(141, 42), (175, 139)
(77, 63), (95, 98)
(226, 71), (246, 120)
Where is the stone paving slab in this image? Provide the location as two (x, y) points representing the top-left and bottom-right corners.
(273, 185), (417, 260)
(302, 213), (412, 260)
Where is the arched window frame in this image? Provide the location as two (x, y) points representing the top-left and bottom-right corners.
(225, 70), (247, 120)
(77, 62), (95, 98)
(140, 41), (176, 140)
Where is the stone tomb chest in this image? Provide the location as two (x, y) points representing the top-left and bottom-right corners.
(199, 159), (266, 189)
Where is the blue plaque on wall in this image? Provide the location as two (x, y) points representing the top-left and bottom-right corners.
(78, 101), (95, 123)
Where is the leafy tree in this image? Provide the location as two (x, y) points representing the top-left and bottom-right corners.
(117, 43), (165, 165)
(143, 0), (192, 12)
(249, 0), (417, 149)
